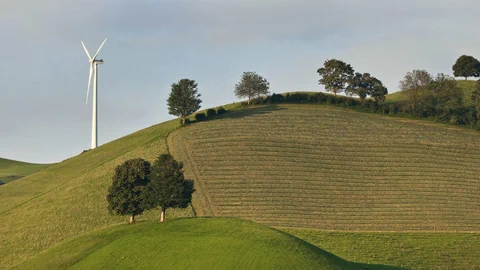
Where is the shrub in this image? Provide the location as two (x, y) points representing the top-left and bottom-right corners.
(316, 93), (327, 103)
(345, 97), (355, 107)
(388, 104), (398, 114)
(195, 113), (206, 121)
(206, 108), (216, 118)
(336, 96), (346, 105)
(216, 107), (226, 115)
(271, 93), (285, 102)
(326, 95), (334, 104)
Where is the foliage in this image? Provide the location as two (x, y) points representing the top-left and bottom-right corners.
(206, 108), (216, 118)
(106, 159), (151, 223)
(317, 59), (354, 96)
(234, 71), (270, 105)
(195, 112), (206, 122)
(471, 80), (480, 121)
(346, 73), (388, 103)
(167, 79), (202, 125)
(143, 154), (194, 222)
(452, 55), (480, 80)
(216, 107), (226, 115)
(399, 70), (433, 111)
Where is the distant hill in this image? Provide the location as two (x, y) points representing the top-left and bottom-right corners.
(14, 218), (383, 270)
(0, 158), (51, 185)
(385, 80), (477, 105)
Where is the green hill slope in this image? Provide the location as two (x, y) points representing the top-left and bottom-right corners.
(0, 158), (50, 184)
(0, 119), (194, 269)
(385, 80), (477, 105)
(170, 104), (480, 231)
(13, 218), (374, 270)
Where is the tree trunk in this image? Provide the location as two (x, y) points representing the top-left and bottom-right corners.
(129, 215), (135, 224)
(466, 77), (468, 80)
(160, 208), (166, 222)
(182, 117), (186, 125)
(248, 96), (251, 105)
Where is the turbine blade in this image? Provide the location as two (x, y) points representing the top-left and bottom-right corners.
(86, 63), (93, 104)
(81, 41), (92, 60)
(92, 38), (107, 60)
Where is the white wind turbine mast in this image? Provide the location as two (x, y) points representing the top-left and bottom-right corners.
(81, 38), (107, 149)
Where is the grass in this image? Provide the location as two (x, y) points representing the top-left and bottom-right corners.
(0, 158), (51, 184)
(170, 103), (480, 231)
(0, 119), (194, 269)
(12, 218), (381, 270)
(385, 80), (477, 105)
(283, 228), (480, 270)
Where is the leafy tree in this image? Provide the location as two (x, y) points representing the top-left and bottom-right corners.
(452, 55), (480, 80)
(471, 80), (480, 121)
(346, 73), (388, 103)
(234, 72), (270, 105)
(367, 75), (388, 103)
(317, 59), (354, 96)
(346, 73), (368, 101)
(167, 79), (202, 125)
(428, 74), (463, 117)
(107, 159), (151, 224)
(399, 70), (433, 110)
(143, 154), (194, 222)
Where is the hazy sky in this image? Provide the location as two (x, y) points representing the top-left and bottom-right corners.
(1, 0), (480, 163)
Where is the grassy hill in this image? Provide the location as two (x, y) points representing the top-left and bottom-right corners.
(0, 119), (194, 269)
(170, 104), (480, 231)
(0, 158), (51, 184)
(385, 80), (477, 105)
(3, 101), (480, 269)
(13, 218), (385, 270)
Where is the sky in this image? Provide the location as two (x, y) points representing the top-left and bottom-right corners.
(1, 0), (480, 163)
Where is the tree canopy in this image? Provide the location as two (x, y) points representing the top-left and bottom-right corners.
(234, 72), (270, 105)
(346, 72), (388, 103)
(107, 158), (151, 224)
(143, 154), (194, 222)
(399, 69), (433, 110)
(167, 79), (202, 124)
(317, 59), (354, 96)
(452, 55), (480, 80)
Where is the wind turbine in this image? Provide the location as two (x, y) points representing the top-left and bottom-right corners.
(81, 38), (107, 149)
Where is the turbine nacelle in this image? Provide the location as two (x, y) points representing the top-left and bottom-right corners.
(81, 38), (107, 104)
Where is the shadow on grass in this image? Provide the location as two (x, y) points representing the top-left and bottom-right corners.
(358, 263), (409, 270)
(212, 105), (287, 121)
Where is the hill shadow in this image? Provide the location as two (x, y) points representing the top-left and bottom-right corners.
(358, 263), (409, 270)
(213, 105), (287, 121)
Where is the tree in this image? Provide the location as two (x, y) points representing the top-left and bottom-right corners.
(317, 59), (354, 96)
(346, 73), (388, 103)
(399, 70), (433, 110)
(471, 80), (480, 121)
(346, 73), (368, 102)
(428, 74), (463, 117)
(107, 159), (151, 224)
(452, 55), (480, 80)
(143, 154), (194, 222)
(167, 79), (202, 125)
(367, 75), (388, 103)
(234, 72), (270, 105)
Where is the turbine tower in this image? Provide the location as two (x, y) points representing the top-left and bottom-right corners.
(81, 38), (107, 149)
